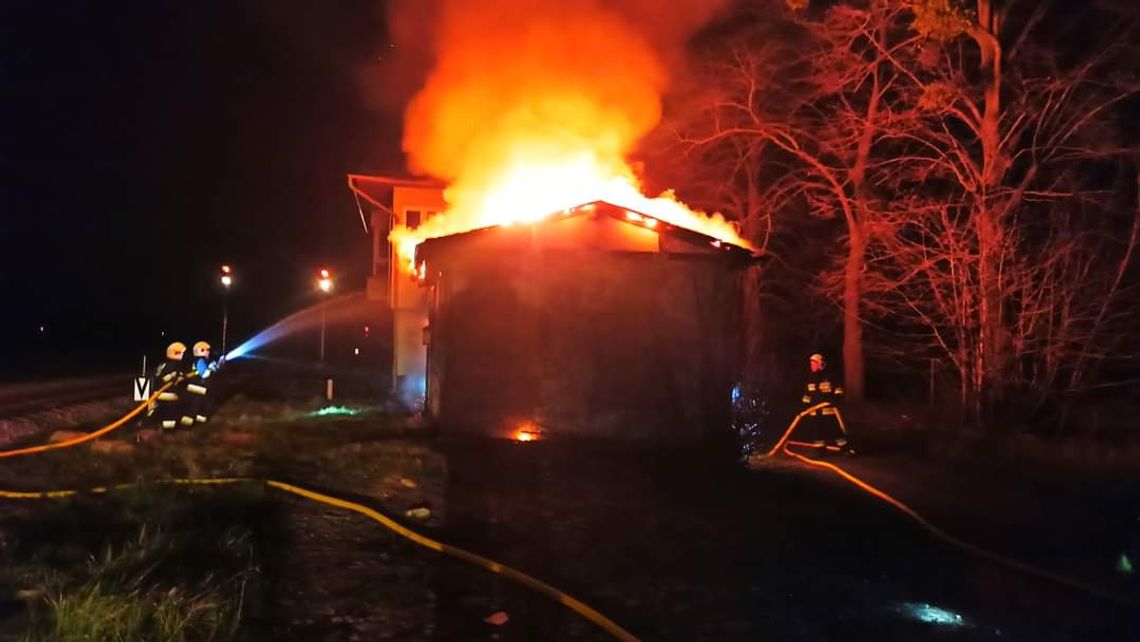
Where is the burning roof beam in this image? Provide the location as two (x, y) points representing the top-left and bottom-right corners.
(413, 200), (757, 276)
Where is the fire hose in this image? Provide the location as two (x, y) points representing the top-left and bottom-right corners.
(0, 381), (640, 641)
(764, 403), (1138, 608)
(0, 380), (176, 458)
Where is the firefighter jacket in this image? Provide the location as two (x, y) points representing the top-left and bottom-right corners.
(191, 356), (218, 380)
(154, 358), (187, 386)
(802, 369), (844, 410)
(183, 356), (217, 425)
(184, 357), (214, 401)
(152, 358), (187, 409)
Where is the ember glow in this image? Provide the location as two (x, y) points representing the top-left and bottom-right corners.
(387, 0), (743, 273)
(512, 421), (543, 443)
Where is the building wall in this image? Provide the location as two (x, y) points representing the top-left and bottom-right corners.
(426, 250), (740, 442)
(389, 186), (446, 407)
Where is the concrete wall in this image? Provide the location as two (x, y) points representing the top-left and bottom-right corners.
(425, 250), (740, 443)
(390, 186), (446, 408)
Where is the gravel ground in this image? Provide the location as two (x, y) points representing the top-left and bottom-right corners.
(0, 397), (133, 450)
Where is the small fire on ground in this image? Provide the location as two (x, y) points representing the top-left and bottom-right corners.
(511, 422), (543, 443)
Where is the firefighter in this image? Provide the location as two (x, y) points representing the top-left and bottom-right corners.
(184, 341), (219, 425)
(800, 353), (850, 453)
(148, 341), (188, 430)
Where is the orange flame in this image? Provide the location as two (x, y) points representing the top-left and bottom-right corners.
(391, 169), (750, 273)
(389, 0), (743, 273)
(511, 420), (542, 442)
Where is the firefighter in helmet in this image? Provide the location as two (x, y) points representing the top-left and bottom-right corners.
(800, 353), (850, 453)
(148, 341), (189, 430)
(182, 341), (219, 426)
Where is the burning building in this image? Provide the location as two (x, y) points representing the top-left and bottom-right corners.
(352, 0), (755, 441)
(348, 176), (754, 442)
(348, 174), (445, 404)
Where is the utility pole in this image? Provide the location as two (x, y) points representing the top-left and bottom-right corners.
(317, 267), (333, 362)
(316, 267), (335, 402)
(220, 265), (233, 355)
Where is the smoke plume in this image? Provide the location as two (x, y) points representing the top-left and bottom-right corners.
(393, 0), (725, 180)
(382, 0), (743, 269)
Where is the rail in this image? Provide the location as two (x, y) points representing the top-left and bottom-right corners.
(0, 374), (129, 419)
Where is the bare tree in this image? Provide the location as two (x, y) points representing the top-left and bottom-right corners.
(864, 0), (1140, 420)
(666, 0), (928, 402)
(661, 0), (1140, 426)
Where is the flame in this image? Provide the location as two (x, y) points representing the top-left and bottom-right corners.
(387, 0), (743, 273)
(390, 165), (750, 273)
(512, 421), (542, 442)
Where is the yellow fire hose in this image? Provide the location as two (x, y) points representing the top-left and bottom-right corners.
(766, 402), (835, 456)
(766, 404), (1139, 608)
(0, 381), (640, 641)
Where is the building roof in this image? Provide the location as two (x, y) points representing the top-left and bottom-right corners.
(416, 200), (756, 267)
(346, 174), (446, 211)
(344, 174), (757, 264)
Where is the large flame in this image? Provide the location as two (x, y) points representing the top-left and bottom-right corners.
(388, 0), (744, 272)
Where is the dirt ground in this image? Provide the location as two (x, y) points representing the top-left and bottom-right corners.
(0, 397), (598, 641)
(0, 393), (1135, 640)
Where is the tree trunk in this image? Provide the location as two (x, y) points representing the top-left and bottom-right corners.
(844, 226), (866, 401)
(972, 0), (1006, 417)
(976, 210), (1005, 412)
(841, 33), (884, 404)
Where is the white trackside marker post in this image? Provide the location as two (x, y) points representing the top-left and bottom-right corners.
(133, 376), (151, 402)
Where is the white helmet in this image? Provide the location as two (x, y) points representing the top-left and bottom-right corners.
(192, 341), (211, 358)
(166, 342), (187, 360)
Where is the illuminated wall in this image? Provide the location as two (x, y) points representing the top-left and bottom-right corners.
(419, 211), (746, 442)
(389, 186), (446, 408)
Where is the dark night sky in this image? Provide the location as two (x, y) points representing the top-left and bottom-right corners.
(1, 1), (403, 376)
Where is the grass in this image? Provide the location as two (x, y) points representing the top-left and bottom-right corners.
(8, 490), (265, 642)
(0, 396), (445, 639)
(21, 577), (244, 642)
(845, 400), (1140, 477)
(21, 578), (242, 642)
(0, 396), (430, 491)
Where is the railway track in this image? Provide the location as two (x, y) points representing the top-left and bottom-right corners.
(0, 374), (130, 419)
